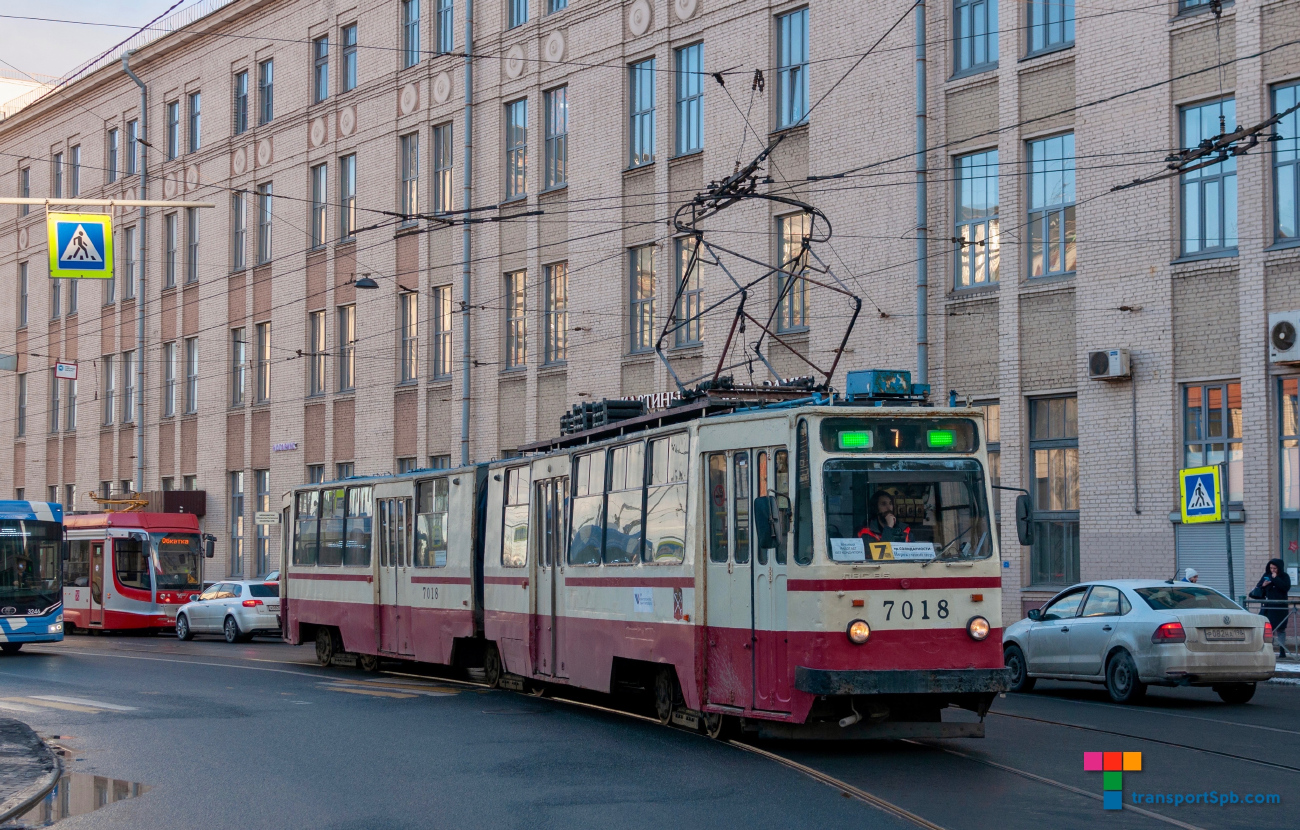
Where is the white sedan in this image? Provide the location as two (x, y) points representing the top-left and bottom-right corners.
(1003, 580), (1275, 704)
(175, 580), (282, 643)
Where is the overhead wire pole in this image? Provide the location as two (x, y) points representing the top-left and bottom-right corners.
(914, 0), (928, 388)
(122, 50), (149, 518)
(460, 0), (474, 468)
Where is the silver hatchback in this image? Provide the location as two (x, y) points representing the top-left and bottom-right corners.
(1003, 580), (1275, 704)
(175, 580), (282, 643)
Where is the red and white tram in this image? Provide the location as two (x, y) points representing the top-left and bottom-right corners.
(63, 512), (211, 633)
(284, 374), (1011, 738)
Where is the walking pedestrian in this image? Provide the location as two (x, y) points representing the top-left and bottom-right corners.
(1253, 559), (1292, 658)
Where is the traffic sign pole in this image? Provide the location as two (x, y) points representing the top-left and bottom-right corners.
(1222, 462), (1235, 601)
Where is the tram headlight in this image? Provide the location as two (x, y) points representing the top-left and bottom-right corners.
(846, 619), (871, 645)
(966, 616), (991, 641)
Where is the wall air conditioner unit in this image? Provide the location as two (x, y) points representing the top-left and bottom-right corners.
(1270, 311), (1300, 364)
(1087, 349), (1131, 381)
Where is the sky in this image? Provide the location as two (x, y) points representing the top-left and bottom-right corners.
(0, 1), (192, 81)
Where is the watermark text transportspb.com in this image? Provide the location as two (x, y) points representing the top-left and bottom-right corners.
(1130, 791), (1281, 806)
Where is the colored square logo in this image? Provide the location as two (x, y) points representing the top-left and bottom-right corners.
(1103, 771), (1122, 790)
(1083, 752), (1103, 771)
(1103, 791), (1123, 811)
(1086, 752), (1141, 811)
(1123, 752), (1141, 771)
(1103, 752), (1122, 771)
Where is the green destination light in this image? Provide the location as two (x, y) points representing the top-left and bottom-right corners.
(839, 431), (873, 450)
(927, 429), (956, 448)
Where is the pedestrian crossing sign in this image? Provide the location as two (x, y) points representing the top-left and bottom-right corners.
(47, 212), (113, 279)
(1179, 465), (1222, 524)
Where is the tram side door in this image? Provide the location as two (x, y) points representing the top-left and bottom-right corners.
(752, 448), (792, 712)
(704, 451), (754, 710)
(89, 542), (105, 626)
(531, 477), (567, 676)
(378, 498), (415, 655)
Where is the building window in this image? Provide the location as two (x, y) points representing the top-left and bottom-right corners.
(400, 133), (419, 222)
(255, 469), (271, 576)
(629, 245), (655, 353)
(231, 193), (247, 270)
(256, 182), (273, 264)
(675, 44), (703, 155)
(65, 378), (76, 432)
(402, 0), (421, 69)
(164, 213), (178, 288)
(549, 0), (566, 11)
(309, 310), (327, 395)
(776, 9), (809, 129)
(255, 322), (271, 403)
(48, 368), (59, 434)
(258, 59), (274, 125)
(166, 101), (180, 159)
(230, 471), (245, 578)
(400, 292), (418, 383)
(504, 271), (527, 369)
(123, 226), (137, 299)
(126, 120), (139, 175)
(954, 149), (1000, 288)
(103, 354), (115, 425)
(342, 24), (358, 92)
(437, 0), (454, 53)
(1184, 382), (1243, 503)
(18, 262), (27, 328)
(1275, 83), (1300, 242)
(107, 129), (119, 183)
(338, 305), (356, 391)
(1029, 395), (1079, 586)
(1028, 0), (1074, 55)
(543, 262), (568, 364)
(308, 464), (325, 484)
(69, 145), (80, 196)
(162, 477), (174, 492)
(52, 152), (63, 198)
(777, 212), (810, 331)
(978, 401), (1001, 521)
(1280, 378), (1300, 576)
(188, 92), (201, 153)
(629, 58), (655, 168)
(122, 350), (136, 423)
(68, 278), (78, 316)
(15, 374), (25, 437)
(185, 337), (199, 414)
(432, 285), (453, 379)
(674, 236), (702, 346)
(397, 457), (418, 474)
(433, 123), (453, 214)
(543, 87), (568, 191)
(1027, 132), (1076, 277)
(954, 0), (997, 74)
(233, 72), (248, 135)
(185, 207), (199, 284)
(505, 99), (528, 200)
(336, 462), (355, 479)
(163, 342), (176, 417)
(313, 36), (330, 103)
(50, 277), (60, 320)
(1181, 98), (1237, 256)
(509, 0), (528, 29)
(430, 454), (451, 469)
(184, 475), (197, 490)
(340, 154), (357, 240)
(19, 166), (30, 215)
(309, 164), (327, 248)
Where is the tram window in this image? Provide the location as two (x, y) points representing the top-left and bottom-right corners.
(319, 488), (346, 566)
(569, 449), (606, 566)
(605, 442), (645, 565)
(733, 452), (751, 564)
(502, 467), (530, 568)
(377, 500), (391, 567)
(645, 434), (687, 564)
(65, 540), (92, 586)
(707, 453), (728, 563)
(774, 449), (790, 565)
(294, 490), (320, 566)
(794, 420), (813, 566)
(114, 537), (151, 590)
(344, 486), (373, 567)
(415, 479), (449, 567)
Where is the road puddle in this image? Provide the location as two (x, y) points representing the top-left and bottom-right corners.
(6, 774), (149, 828)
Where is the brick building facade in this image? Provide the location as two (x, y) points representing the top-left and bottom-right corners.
(3, 0), (1299, 620)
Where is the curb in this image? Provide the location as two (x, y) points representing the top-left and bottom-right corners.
(0, 728), (62, 825)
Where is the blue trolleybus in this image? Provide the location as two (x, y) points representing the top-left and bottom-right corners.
(0, 500), (65, 653)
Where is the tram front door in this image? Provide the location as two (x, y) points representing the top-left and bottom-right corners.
(704, 451), (754, 709)
(89, 542), (105, 626)
(531, 476), (568, 677)
(751, 447), (792, 712)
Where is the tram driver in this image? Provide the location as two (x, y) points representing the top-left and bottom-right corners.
(857, 490), (912, 544)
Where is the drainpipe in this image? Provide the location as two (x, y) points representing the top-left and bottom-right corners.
(122, 49), (151, 607)
(460, 1), (474, 467)
(914, 1), (928, 387)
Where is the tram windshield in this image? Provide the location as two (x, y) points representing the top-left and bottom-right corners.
(822, 459), (992, 563)
(0, 520), (62, 612)
(150, 533), (203, 590)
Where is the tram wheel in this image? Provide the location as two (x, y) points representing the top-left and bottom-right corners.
(704, 712), (735, 741)
(654, 669), (679, 725)
(315, 628), (337, 667)
(482, 643), (503, 688)
(358, 654), (380, 672)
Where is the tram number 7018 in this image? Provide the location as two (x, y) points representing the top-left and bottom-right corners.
(422, 586), (439, 600)
(882, 599), (949, 621)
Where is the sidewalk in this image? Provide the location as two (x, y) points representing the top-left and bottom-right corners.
(0, 718), (59, 823)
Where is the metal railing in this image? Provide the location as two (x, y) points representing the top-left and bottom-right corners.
(1243, 598), (1299, 656)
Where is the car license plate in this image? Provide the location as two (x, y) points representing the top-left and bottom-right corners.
(1203, 628), (1246, 642)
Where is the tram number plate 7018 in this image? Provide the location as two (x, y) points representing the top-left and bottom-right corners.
(421, 586), (439, 600)
(882, 599), (950, 621)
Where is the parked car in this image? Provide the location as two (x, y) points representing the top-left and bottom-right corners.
(175, 580), (282, 643)
(1003, 580), (1275, 704)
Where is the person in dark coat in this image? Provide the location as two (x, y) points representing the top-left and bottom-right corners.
(1255, 559), (1292, 658)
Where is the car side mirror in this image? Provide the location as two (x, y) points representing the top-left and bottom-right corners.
(753, 496), (777, 551)
(1015, 495), (1034, 547)
(203, 534), (216, 558)
(189, 594), (199, 603)
(1027, 608), (1042, 622)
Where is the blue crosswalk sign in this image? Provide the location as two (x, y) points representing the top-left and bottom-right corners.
(1179, 466), (1221, 524)
(47, 212), (113, 279)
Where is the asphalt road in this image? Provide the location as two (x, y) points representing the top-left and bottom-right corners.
(1, 635), (1295, 830)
